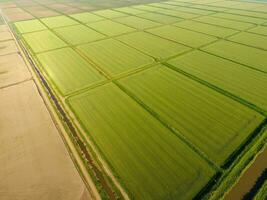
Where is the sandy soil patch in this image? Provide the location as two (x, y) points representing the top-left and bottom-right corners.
(16, 0), (39, 7)
(0, 53), (31, 88)
(25, 6), (60, 18)
(0, 2), (17, 9)
(0, 31), (13, 42)
(0, 40), (18, 56)
(4, 11), (34, 22)
(0, 25), (9, 32)
(0, 80), (90, 200)
(47, 3), (82, 14)
(2, 7), (24, 14)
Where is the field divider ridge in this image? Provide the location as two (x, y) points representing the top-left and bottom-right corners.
(114, 81), (221, 172)
(163, 62), (267, 117)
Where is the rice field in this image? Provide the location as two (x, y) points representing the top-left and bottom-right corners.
(7, 0), (267, 199)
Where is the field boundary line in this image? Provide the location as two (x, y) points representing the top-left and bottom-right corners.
(114, 81), (221, 172)
(0, 77), (32, 90)
(163, 62), (267, 117)
(200, 49), (267, 75)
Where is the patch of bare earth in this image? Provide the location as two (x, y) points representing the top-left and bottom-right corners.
(0, 31), (13, 42)
(0, 40), (18, 56)
(0, 53), (31, 88)
(0, 81), (90, 200)
(2, 8), (34, 22)
(24, 6), (60, 18)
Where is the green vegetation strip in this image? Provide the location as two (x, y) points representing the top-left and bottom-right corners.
(228, 32), (267, 50)
(247, 25), (267, 36)
(202, 40), (267, 73)
(136, 12), (183, 24)
(173, 20), (238, 38)
(69, 12), (105, 24)
(77, 38), (154, 77)
(147, 25), (217, 48)
(118, 65), (264, 165)
(87, 20), (135, 36)
(116, 32), (190, 60)
(54, 24), (105, 45)
(167, 50), (267, 113)
(193, 16), (254, 31)
(209, 128), (267, 200)
(41, 15), (79, 28)
(114, 16), (161, 30)
(254, 180), (267, 200)
(211, 13), (266, 24)
(67, 83), (215, 200)
(14, 19), (47, 33)
(36, 47), (105, 96)
(93, 9), (128, 19)
(22, 30), (67, 53)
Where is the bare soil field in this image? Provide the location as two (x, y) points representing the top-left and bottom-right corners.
(0, 53), (31, 88)
(0, 81), (90, 200)
(0, 40), (18, 56)
(0, 30), (13, 41)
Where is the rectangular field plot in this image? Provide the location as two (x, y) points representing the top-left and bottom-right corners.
(116, 32), (190, 60)
(69, 12), (105, 24)
(202, 40), (267, 73)
(131, 4), (165, 12)
(193, 16), (254, 31)
(118, 66), (264, 165)
(93, 9), (128, 19)
(155, 9), (198, 19)
(113, 7), (147, 15)
(147, 25), (217, 48)
(67, 83), (215, 200)
(247, 26), (267, 36)
(207, 1), (243, 8)
(37, 48), (105, 96)
(115, 16), (161, 30)
(173, 20), (238, 38)
(54, 25), (105, 45)
(189, 4), (228, 12)
(228, 32), (267, 50)
(77, 39), (154, 77)
(87, 20), (135, 36)
(211, 13), (266, 24)
(22, 30), (67, 53)
(41, 15), (78, 28)
(167, 50), (267, 112)
(136, 12), (182, 24)
(174, 6), (215, 15)
(224, 9), (267, 20)
(14, 19), (47, 33)
(147, 2), (179, 9)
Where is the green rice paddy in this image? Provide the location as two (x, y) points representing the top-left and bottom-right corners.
(10, 0), (267, 199)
